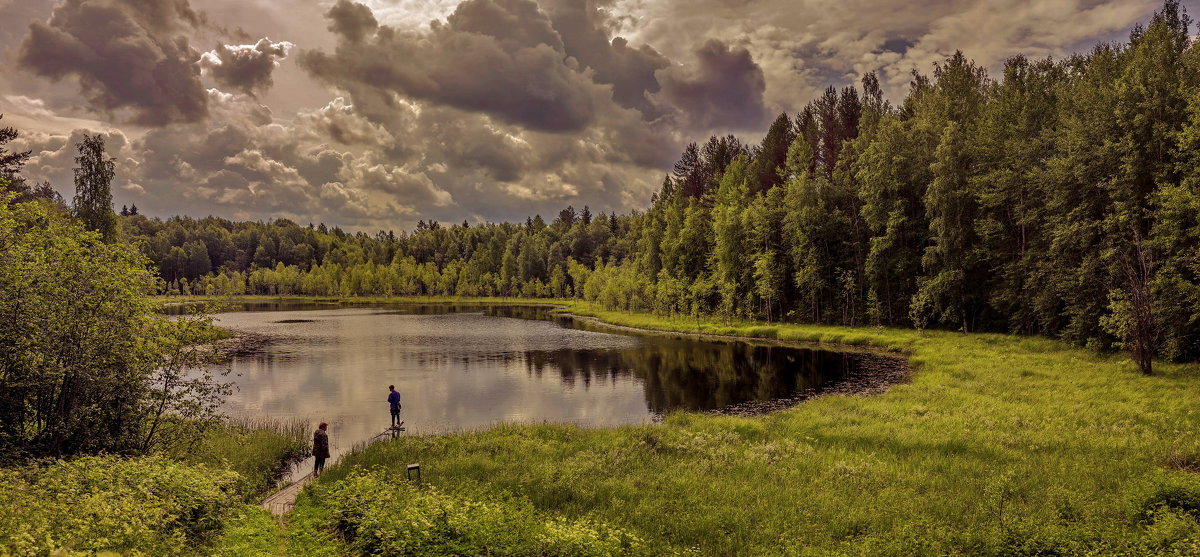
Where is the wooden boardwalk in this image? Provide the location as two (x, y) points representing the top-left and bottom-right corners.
(260, 423), (405, 516)
(261, 472), (313, 515)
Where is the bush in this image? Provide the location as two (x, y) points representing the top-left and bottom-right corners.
(310, 468), (651, 556)
(0, 196), (231, 458)
(0, 455), (241, 555)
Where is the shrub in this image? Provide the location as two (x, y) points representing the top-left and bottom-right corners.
(0, 455), (241, 555)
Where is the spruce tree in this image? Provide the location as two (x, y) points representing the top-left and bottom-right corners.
(748, 113), (795, 194)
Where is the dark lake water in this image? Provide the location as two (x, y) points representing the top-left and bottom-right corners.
(210, 303), (894, 466)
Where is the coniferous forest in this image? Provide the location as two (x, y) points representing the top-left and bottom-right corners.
(59, 2), (1197, 373)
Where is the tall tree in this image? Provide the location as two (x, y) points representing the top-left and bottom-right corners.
(672, 142), (703, 198)
(0, 114), (31, 197)
(72, 135), (118, 242)
(710, 155), (753, 320)
(914, 121), (979, 331)
(748, 113), (795, 194)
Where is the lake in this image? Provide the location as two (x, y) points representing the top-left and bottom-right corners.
(211, 303), (899, 468)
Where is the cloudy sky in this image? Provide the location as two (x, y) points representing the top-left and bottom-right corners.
(0, 0), (1183, 231)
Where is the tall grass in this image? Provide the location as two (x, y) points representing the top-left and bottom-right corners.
(298, 300), (1200, 554)
(181, 416), (311, 500)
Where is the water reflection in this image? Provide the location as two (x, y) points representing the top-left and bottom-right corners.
(513, 344), (857, 412)
(209, 303), (891, 473)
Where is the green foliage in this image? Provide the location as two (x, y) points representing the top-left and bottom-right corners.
(306, 468), (651, 555)
(72, 134), (118, 243)
(1140, 475), (1200, 522)
(0, 193), (156, 456)
(0, 195), (232, 457)
(210, 506), (287, 556)
(0, 455), (241, 555)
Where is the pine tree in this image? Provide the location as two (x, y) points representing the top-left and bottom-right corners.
(0, 114), (30, 181)
(673, 142), (703, 198)
(0, 114), (31, 196)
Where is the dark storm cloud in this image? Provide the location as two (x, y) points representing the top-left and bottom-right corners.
(539, 0), (669, 119)
(301, 0), (606, 133)
(17, 0), (209, 126)
(325, 0), (378, 43)
(6, 0), (1157, 234)
(199, 38), (293, 96)
(448, 0), (564, 51)
(656, 39), (768, 131)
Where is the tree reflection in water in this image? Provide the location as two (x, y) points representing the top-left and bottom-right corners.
(485, 305), (870, 413)
(204, 302), (895, 415)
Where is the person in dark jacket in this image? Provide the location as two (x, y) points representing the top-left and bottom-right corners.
(312, 422), (330, 477)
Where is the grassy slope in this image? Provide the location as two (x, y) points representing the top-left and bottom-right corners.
(260, 298), (1200, 555)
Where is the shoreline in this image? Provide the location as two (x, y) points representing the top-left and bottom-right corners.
(553, 310), (912, 416)
(211, 298), (912, 420)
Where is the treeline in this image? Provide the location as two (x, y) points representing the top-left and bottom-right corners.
(122, 3), (1200, 372)
(121, 207), (633, 298)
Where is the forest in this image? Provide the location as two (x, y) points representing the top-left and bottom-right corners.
(70, 2), (1200, 373)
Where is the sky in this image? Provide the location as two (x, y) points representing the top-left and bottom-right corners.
(0, 0), (1188, 232)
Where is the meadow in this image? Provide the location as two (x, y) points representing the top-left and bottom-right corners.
(272, 299), (1200, 555)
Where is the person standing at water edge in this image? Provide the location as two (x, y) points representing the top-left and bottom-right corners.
(388, 385), (402, 426)
(312, 422), (330, 477)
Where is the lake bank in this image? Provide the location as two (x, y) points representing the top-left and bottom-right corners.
(239, 295), (1200, 555)
(33, 294), (1191, 554)
(203, 298), (911, 424)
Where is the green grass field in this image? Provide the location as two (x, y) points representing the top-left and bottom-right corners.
(258, 298), (1200, 555)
